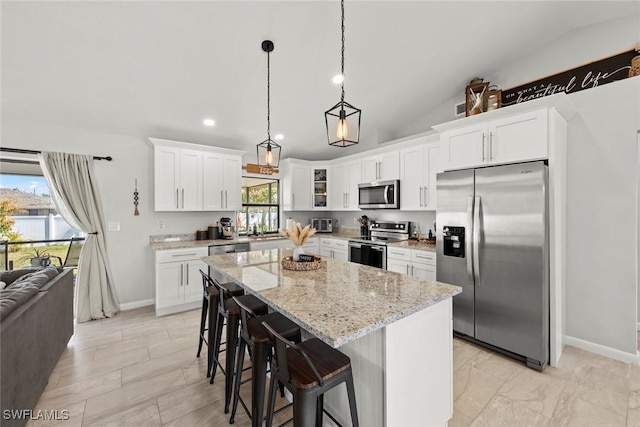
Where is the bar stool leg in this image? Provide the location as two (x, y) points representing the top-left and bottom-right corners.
(294, 390), (318, 427)
(197, 296), (208, 358)
(265, 372), (278, 427)
(209, 311), (225, 382)
(251, 341), (270, 427)
(315, 394), (324, 427)
(207, 297), (216, 377)
(224, 312), (240, 413)
(345, 370), (360, 427)
(229, 338), (247, 424)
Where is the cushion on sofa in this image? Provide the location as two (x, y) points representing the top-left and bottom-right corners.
(0, 269), (34, 286)
(0, 285), (40, 320)
(8, 267), (60, 290)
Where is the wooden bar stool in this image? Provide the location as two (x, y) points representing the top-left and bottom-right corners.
(210, 278), (269, 413)
(197, 270), (245, 377)
(263, 322), (359, 427)
(230, 296), (301, 427)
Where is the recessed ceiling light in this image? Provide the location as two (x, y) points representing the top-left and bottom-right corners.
(332, 74), (344, 84)
(203, 119), (215, 127)
(274, 134), (284, 140)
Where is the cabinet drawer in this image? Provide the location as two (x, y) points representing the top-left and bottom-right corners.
(156, 247), (207, 264)
(320, 238), (333, 247)
(333, 239), (348, 249)
(412, 249), (436, 265)
(387, 247), (411, 261)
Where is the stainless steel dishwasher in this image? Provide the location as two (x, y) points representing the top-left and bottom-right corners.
(207, 242), (250, 281)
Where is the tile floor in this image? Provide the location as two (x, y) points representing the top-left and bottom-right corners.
(26, 305), (640, 426)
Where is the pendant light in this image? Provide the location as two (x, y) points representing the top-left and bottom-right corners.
(256, 40), (281, 168)
(325, 0), (361, 147)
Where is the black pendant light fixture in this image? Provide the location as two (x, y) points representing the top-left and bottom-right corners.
(325, 0), (361, 147)
(257, 40), (281, 168)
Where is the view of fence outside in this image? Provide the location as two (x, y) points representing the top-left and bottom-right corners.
(12, 214), (84, 241)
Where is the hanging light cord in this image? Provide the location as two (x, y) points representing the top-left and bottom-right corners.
(340, 0), (345, 104)
(266, 47), (271, 141)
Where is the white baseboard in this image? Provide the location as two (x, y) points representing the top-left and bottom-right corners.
(564, 335), (640, 365)
(119, 299), (154, 311)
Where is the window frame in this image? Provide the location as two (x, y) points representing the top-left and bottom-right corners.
(239, 178), (280, 235)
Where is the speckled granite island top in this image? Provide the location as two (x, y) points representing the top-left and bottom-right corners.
(203, 248), (460, 348)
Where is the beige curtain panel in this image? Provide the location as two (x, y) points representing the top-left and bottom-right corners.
(39, 152), (120, 322)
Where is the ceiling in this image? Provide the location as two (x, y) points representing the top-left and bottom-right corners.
(2, 1), (637, 161)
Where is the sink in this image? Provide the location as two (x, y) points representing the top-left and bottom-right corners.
(248, 235), (286, 241)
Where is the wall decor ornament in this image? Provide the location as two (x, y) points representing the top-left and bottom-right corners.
(133, 178), (139, 216)
(465, 78), (489, 116)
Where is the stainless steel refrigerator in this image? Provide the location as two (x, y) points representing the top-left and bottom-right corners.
(436, 161), (549, 370)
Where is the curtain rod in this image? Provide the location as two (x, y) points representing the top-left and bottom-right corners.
(0, 147), (112, 161)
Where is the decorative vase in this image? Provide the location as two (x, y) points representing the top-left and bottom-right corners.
(293, 245), (305, 262)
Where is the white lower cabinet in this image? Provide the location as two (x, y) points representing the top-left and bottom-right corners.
(249, 239), (293, 251)
(319, 237), (348, 261)
(387, 246), (436, 281)
(302, 238), (319, 255)
(155, 247), (208, 316)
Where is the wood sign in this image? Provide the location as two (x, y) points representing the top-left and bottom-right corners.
(242, 163), (279, 175)
(501, 48), (638, 107)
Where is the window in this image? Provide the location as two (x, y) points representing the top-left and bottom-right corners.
(237, 177), (279, 235)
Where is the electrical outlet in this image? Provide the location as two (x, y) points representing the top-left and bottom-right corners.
(158, 220), (165, 229)
(107, 221), (120, 232)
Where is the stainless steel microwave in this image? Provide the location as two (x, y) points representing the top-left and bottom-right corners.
(358, 180), (400, 209)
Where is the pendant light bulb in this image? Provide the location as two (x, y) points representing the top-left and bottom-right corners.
(266, 144), (273, 166)
(336, 110), (348, 140)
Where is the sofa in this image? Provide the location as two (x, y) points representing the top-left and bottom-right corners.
(0, 267), (74, 427)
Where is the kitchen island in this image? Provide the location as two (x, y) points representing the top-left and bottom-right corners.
(203, 248), (461, 427)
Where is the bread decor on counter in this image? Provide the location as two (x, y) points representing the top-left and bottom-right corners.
(282, 222), (322, 269)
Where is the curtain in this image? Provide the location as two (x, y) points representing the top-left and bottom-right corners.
(38, 152), (120, 322)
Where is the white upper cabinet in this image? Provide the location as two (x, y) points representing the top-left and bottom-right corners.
(202, 152), (242, 211)
(154, 146), (202, 211)
(438, 109), (548, 171)
(330, 159), (362, 211)
(281, 159), (312, 211)
(400, 141), (440, 211)
(151, 138), (244, 212)
(362, 151), (400, 182)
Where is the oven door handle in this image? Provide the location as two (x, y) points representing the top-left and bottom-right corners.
(349, 242), (362, 249)
(370, 246), (385, 252)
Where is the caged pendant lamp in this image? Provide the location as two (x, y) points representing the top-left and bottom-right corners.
(256, 40), (281, 168)
(325, 0), (361, 147)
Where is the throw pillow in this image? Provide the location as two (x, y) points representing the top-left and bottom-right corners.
(0, 281), (6, 290)
(8, 266), (60, 290)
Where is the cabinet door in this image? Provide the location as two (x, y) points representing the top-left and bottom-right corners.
(346, 160), (362, 210)
(179, 149), (203, 211)
(154, 147), (180, 211)
(223, 155), (242, 210)
(387, 259), (409, 275)
(362, 156), (378, 182)
(424, 143), (440, 210)
(183, 260), (205, 304)
(440, 124), (486, 171)
(412, 263), (436, 281)
(156, 262), (183, 309)
(302, 238), (319, 254)
(312, 167), (329, 209)
(379, 151), (400, 180)
(330, 163), (348, 210)
(333, 248), (348, 261)
(202, 153), (224, 210)
(320, 247), (333, 258)
(489, 109), (548, 165)
(291, 164), (311, 210)
(400, 146), (425, 211)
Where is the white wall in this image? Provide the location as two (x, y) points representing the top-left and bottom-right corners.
(1, 120), (236, 306)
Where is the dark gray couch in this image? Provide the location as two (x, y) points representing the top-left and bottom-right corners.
(0, 267), (74, 427)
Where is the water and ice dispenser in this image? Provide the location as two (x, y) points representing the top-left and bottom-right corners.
(442, 226), (466, 258)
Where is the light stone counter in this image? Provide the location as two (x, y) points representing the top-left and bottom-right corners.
(204, 247), (460, 426)
(388, 238), (437, 252)
(203, 248), (460, 348)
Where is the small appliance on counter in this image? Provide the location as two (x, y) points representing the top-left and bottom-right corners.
(219, 217), (235, 239)
(310, 218), (333, 233)
(207, 224), (220, 240)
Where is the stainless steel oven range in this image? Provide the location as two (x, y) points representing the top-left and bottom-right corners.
(348, 220), (411, 269)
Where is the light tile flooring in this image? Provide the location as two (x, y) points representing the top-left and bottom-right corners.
(27, 305), (640, 426)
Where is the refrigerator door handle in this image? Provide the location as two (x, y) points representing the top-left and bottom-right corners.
(466, 196), (474, 279)
(473, 196), (481, 284)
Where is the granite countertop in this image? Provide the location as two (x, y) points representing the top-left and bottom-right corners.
(203, 248), (460, 348)
(150, 231), (437, 252)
